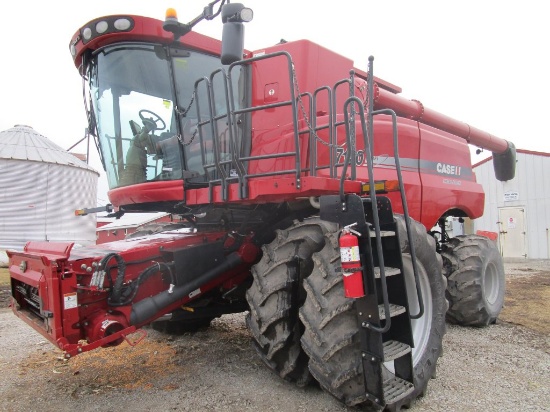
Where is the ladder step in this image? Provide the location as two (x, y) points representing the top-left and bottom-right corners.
(374, 266), (400, 278)
(370, 230), (395, 237)
(383, 375), (415, 405)
(383, 340), (411, 362)
(378, 303), (406, 320)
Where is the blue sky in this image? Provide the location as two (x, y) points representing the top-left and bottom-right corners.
(1, 1), (548, 206)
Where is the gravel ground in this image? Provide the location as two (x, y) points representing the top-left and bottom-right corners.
(0, 261), (549, 412)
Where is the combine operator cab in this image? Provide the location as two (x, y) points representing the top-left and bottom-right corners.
(88, 42), (244, 199)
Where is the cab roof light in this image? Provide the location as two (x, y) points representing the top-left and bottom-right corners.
(96, 21), (109, 34)
(165, 8), (178, 20)
(79, 16), (134, 45)
(114, 18), (132, 31)
(82, 27), (93, 41)
(164, 2), (252, 40)
(163, 8), (192, 39)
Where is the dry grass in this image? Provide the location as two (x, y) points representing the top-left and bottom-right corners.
(18, 322), (252, 395)
(0, 267), (9, 286)
(500, 272), (550, 336)
(20, 334), (182, 392)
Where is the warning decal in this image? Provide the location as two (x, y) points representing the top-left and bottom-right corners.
(340, 246), (360, 263)
(64, 292), (78, 310)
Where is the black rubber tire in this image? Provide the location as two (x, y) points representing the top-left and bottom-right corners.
(299, 215), (447, 410)
(245, 217), (337, 387)
(441, 234), (505, 326)
(151, 317), (215, 335)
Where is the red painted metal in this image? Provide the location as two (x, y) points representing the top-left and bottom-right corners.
(84, 311), (129, 347)
(476, 230), (498, 242)
(9, 230), (261, 355)
(108, 180), (185, 212)
(9, 242), (78, 348)
(372, 84), (510, 154)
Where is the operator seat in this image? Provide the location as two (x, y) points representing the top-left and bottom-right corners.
(156, 133), (183, 178)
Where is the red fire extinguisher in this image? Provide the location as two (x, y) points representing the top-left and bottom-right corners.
(339, 224), (365, 298)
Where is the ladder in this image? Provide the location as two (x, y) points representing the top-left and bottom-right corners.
(318, 56), (424, 409)
(320, 194), (416, 409)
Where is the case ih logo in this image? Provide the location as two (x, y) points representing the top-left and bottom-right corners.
(436, 163), (462, 176)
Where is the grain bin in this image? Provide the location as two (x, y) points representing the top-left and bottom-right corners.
(0, 125), (99, 265)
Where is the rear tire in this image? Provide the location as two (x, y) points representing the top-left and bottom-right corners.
(299, 215), (447, 409)
(441, 234), (505, 326)
(245, 217), (337, 386)
(151, 317), (214, 334)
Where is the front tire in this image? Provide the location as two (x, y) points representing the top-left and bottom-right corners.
(150, 306), (217, 335)
(245, 217), (337, 386)
(441, 234), (505, 326)
(299, 215), (447, 409)
(151, 317), (214, 334)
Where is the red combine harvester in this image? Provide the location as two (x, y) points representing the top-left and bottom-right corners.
(8, 2), (516, 410)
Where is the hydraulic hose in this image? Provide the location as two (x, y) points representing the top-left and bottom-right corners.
(129, 251), (243, 326)
(100, 253), (126, 304)
(110, 261), (175, 307)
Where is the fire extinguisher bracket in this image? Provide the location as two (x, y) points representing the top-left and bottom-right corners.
(342, 266), (363, 273)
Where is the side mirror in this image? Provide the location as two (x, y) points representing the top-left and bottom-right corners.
(221, 3), (253, 65)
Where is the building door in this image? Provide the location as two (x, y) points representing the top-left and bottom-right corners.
(498, 207), (527, 258)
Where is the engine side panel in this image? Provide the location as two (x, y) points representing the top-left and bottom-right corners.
(418, 123), (484, 227)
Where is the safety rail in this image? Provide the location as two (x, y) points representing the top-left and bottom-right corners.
(310, 86), (333, 177)
(194, 70), (240, 201)
(363, 56), (423, 326)
(193, 51), (370, 199)
(340, 96), (395, 333)
(193, 51), (303, 201)
(228, 52), (301, 199)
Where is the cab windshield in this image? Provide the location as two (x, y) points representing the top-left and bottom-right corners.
(88, 42), (235, 189)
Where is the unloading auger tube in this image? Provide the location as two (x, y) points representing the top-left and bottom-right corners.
(371, 83), (516, 181)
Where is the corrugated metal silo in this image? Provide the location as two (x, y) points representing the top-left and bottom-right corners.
(0, 125), (99, 264)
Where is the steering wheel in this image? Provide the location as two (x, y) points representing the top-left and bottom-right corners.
(139, 109), (166, 132)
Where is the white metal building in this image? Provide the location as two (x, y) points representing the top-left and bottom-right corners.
(0, 125), (99, 264)
(472, 149), (550, 259)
